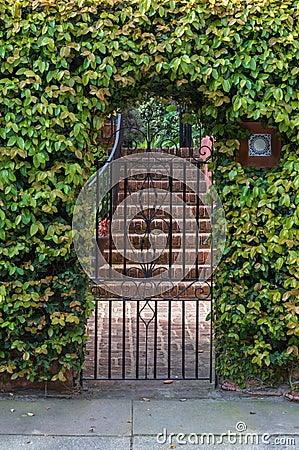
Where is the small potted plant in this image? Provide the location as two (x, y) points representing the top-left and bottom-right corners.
(97, 218), (110, 253)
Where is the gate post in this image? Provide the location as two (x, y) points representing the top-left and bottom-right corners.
(179, 108), (192, 148)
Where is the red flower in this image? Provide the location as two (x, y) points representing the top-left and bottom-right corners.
(98, 218), (109, 236)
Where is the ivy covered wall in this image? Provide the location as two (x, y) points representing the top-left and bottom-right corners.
(0, 0), (298, 386)
(214, 141), (299, 386)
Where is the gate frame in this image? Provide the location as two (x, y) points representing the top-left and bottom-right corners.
(81, 107), (216, 385)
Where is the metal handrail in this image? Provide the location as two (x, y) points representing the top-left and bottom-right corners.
(88, 113), (123, 187)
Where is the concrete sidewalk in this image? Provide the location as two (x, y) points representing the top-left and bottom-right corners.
(0, 387), (298, 450)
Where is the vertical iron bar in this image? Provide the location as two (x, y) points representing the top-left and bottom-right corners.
(147, 115), (151, 152)
(186, 124), (192, 148)
(179, 108), (192, 148)
(195, 299), (199, 379)
(153, 300), (158, 379)
(90, 185), (95, 279)
(111, 115), (116, 137)
(144, 299), (149, 379)
(210, 138), (214, 384)
(167, 299), (171, 379)
(195, 163), (200, 280)
(179, 109), (184, 148)
(182, 300), (185, 378)
(108, 300), (112, 378)
(182, 164), (186, 277)
(123, 162), (128, 276)
(210, 282), (214, 384)
(145, 323), (148, 379)
(109, 165), (113, 275)
(122, 300), (126, 379)
(169, 162), (173, 275)
(94, 300), (98, 380)
(95, 161), (100, 280)
(136, 300), (140, 379)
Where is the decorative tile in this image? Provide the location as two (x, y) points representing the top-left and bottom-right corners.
(248, 134), (271, 157)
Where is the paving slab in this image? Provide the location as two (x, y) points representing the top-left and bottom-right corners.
(133, 399), (241, 435)
(232, 399), (299, 435)
(133, 398), (299, 436)
(133, 435), (297, 450)
(0, 436), (130, 450)
(0, 399), (131, 436)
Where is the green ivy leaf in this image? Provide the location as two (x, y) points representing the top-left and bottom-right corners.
(30, 223), (39, 236)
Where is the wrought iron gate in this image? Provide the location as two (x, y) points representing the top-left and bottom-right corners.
(81, 105), (217, 383)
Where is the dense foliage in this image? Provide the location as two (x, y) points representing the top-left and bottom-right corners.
(0, 0), (298, 385)
(214, 141), (299, 387)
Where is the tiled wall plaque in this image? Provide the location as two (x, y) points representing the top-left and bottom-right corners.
(237, 122), (281, 167)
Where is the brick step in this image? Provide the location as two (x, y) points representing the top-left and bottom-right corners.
(118, 179), (209, 194)
(96, 264), (212, 280)
(92, 280), (212, 299)
(111, 205), (211, 220)
(109, 232), (211, 248)
(105, 249), (210, 265)
(120, 147), (212, 159)
(111, 218), (211, 233)
(118, 190), (208, 205)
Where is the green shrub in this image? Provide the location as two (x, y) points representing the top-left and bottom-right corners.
(0, 0), (102, 382)
(214, 140), (299, 387)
